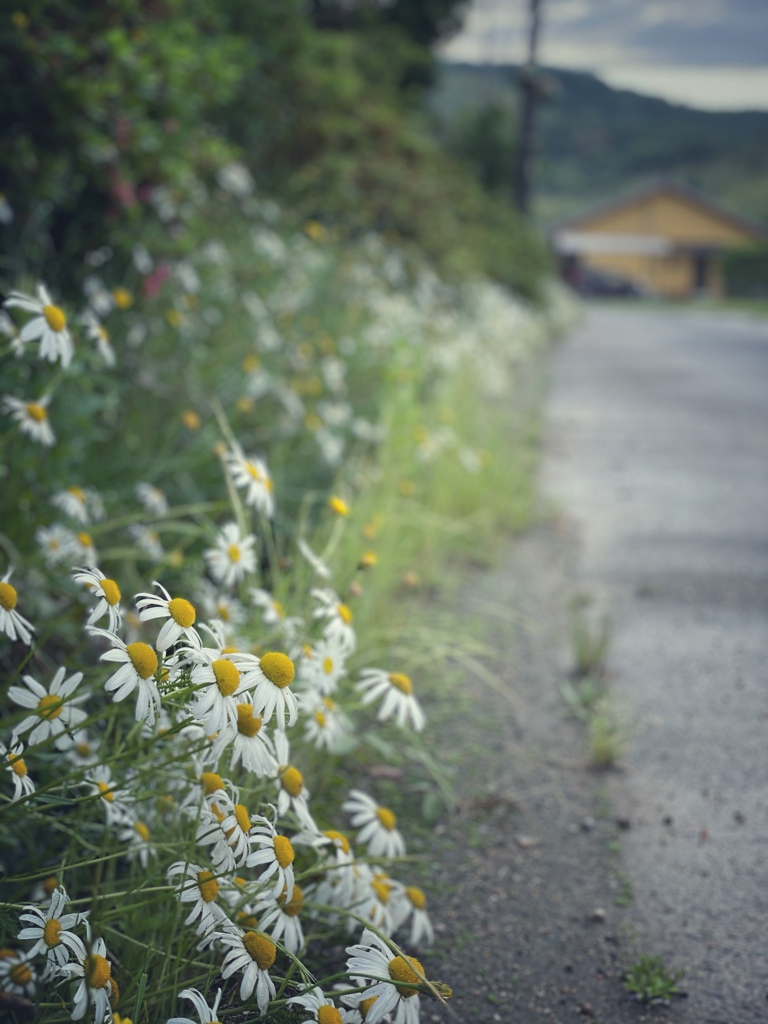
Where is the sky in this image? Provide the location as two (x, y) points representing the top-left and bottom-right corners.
(438, 0), (768, 111)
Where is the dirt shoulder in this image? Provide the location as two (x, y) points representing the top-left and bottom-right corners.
(415, 519), (677, 1024)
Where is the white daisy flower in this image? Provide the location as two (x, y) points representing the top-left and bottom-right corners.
(167, 986), (223, 1024)
(51, 486), (104, 524)
(73, 566), (122, 633)
(345, 928), (427, 1024)
(65, 729), (99, 769)
(2, 394), (55, 445)
(0, 947), (36, 998)
(349, 864), (395, 936)
(135, 581), (202, 650)
(225, 446), (275, 518)
(0, 569), (35, 645)
(4, 284), (74, 367)
(83, 764), (134, 825)
(303, 695), (352, 753)
(117, 815), (155, 869)
(355, 669), (425, 733)
(248, 652), (298, 729)
(391, 885), (434, 948)
(63, 937), (115, 1023)
(254, 884), (305, 955)
(342, 791), (406, 859)
(89, 626), (162, 724)
(17, 886), (88, 976)
(167, 861), (229, 939)
(296, 537), (332, 579)
(135, 482), (169, 516)
(195, 794), (257, 872)
(70, 530), (98, 567)
(273, 731), (316, 831)
(1, 735), (35, 801)
(181, 633), (260, 743)
(218, 929), (277, 1010)
(9, 668), (86, 749)
(216, 698), (277, 777)
(310, 588), (356, 652)
(204, 522), (257, 588)
(36, 523), (77, 565)
(129, 524), (165, 561)
(303, 828), (357, 913)
(250, 588), (303, 640)
(81, 310), (116, 366)
(297, 637), (348, 697)
(245, 818), (296, 901)
(196, 581), (247, 632)
(287, 985), (345, 1023)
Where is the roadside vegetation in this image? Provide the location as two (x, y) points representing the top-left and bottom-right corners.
(0, 4), (571, 1023)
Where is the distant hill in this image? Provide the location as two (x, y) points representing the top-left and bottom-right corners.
(430, 62), (768, 227)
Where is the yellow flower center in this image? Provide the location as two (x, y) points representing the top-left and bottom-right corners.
(43, 304), (66, 332)
(197, 870), (219, 903)
(43, 875), (58, 894)
(337, 603), (353, 624)
(86, 952), (112, 990)
(329, 496), (349, 516)
(277, 883), (303, 917)
(68, 486), (86, 502)
(77, 532), (93, 548)
(323, 829), (351, 854)
(246, 461), (262, 481)
(9, 754), (27, 777)
(76, 741), (91, 757)
(43, 917), (62, 947)
(234, 803), (251, 833)
(376, 806), (397, 831)
(388, 672), (412, 695)
(260, 652), (295, 689)
(201, 771), (224, 794)
(242, 931), (276, 970)
(168, 597), (196, 628)
(372, 877), (391, 904)
(227, 543), (241, 563)
(37, 693), (64, 720)
(317, 1005), (342, 1024)
(10, 962), (32, 986)
(126, 642), (158, 680)
(134, 821), (150, 842)
(272, 599), (285, 619)
(212, 659), (240, 697)
(359, 551), (378, 569)
(314, 710), (326, 727)
(388, 955), (424, 997)
(236, 703), (262, 737)
(98, 781), (115, 802)
(273, 835), (295, 869)
(112, 287), (133, 309)
(406, 886), (427, 910)
(243, 354), (261, 372)
(279, 765), (304, 797)
(0, 581), (17, 611)
(182, 410), (201, 430)
(359, 996), (378, 1020)
(26, 402), (47, 422)
(101, 578), (121, 606)
(323, 656), (334, 675)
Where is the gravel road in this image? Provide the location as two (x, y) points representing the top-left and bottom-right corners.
(542, 305), (768, 1024)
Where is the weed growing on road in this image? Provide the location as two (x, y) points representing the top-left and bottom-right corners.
(569, 593), (612, 680)
(622, 952), (685, 1004)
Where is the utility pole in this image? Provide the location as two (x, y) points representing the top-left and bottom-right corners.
(514, 0), (543, 216)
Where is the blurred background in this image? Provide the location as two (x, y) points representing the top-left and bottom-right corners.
(1, 0), (766, 303)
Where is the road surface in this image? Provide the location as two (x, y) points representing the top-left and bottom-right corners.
(543, 305), (768, 1024)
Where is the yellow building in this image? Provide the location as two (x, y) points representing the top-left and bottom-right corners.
(552, 180), (767, 298)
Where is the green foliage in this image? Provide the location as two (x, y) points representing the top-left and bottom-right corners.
(622, 953), (685, 1004)
(446, 102), (518, 196)
(0, 1), (242, 286)
(721, 243), (768, 297)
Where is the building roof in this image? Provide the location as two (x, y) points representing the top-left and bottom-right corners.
(551, 178), (768, 242)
